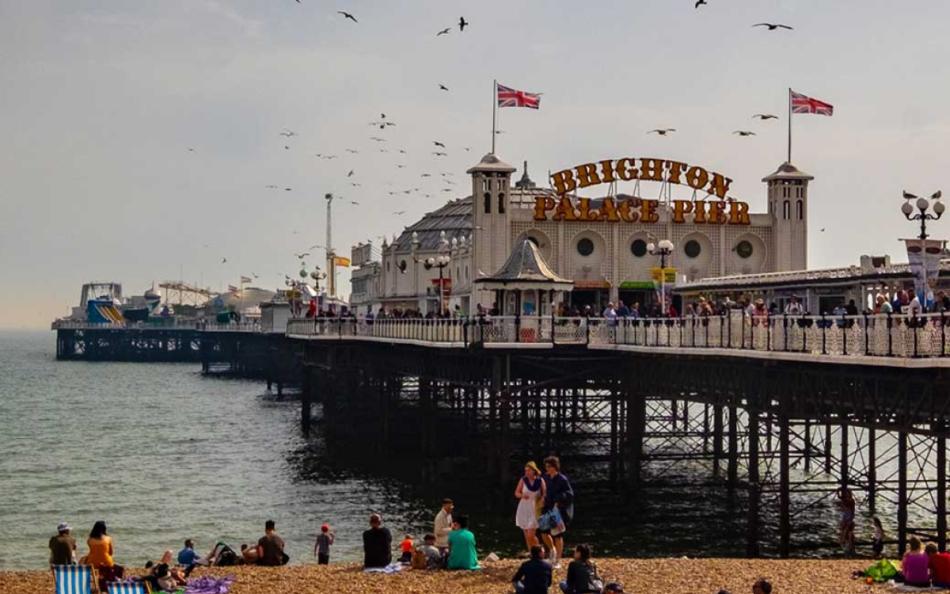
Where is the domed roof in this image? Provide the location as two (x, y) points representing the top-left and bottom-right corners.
(466, 153), (516, 174)
(762, 161), (814, 182)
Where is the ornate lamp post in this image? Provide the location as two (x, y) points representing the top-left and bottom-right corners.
(902, 190), (944, 240)
(647, 238), (675, 316)
(411, 230), (452, 316)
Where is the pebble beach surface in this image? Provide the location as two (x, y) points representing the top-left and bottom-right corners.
(0, 558), (883, 594)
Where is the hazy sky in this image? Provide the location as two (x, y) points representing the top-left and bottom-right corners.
(2, 0), (950, 328)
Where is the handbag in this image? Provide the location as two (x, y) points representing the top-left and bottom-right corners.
(538, 507), (562, 532)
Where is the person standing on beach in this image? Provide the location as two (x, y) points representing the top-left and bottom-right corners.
(314, 523), (334, 565)
(539, 456), (574, 568)
(49, 522), (76, 567)
(256, 520), (287, 566)
(362, 513), (392, 569)
(836, 487), (856, 555)
(434, 498), (454, 556)
(515, 461), (546, 554)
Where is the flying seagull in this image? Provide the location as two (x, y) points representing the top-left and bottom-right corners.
(421, 173), (432, 177)
(284, 187), (292, 191)
(265, 184), (278, 189)
(221, 257), (227, 263)
(346, 148), (359, 153)
(753, 114), (779, 120)
(398, 149), (407, 154)
(370, 137), (386, 142)
(350, 201), (360, 205)
(338, 11), (357, 23)
(433, 141), (446, 147)
(439, 84), (449, 91)
(294, 252), (310, 259)
(433, 151), (447, 156)
(396, 164), (406, 168)
(437, 27), (451, 36)
(459, 16), (468, 31)
(753, 23), (793, 30)
(347, 170), (355, 177)
(279, 129), (296, 137)
(393, 210), (405, 215)
(284, 145), (290, 150)
(187, 147), (195, 152)
(648, 128), (676, 135)
(695, 0), (707, 7)
(733, 130), (756, 136)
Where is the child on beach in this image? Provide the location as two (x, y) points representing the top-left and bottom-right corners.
(314, 524), (334, 565)
(399, 534), (414, 563)
(872, 517), (884, 557)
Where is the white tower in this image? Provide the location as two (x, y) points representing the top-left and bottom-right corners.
(467, 153), (516, 305)
(763, 162), (813, 271)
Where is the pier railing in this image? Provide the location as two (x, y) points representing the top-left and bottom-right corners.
(286, 312), (950, 359)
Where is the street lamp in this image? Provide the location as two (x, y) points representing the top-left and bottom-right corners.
(647, 238), (675, 316)
(902, 190), (944, 240)
(411, 230), (452, 316)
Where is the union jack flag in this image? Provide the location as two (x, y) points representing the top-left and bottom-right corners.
(497, 83), (541, 109)
(790, 90), (833, 116)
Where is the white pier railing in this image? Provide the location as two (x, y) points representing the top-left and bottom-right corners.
(286, 312), (950, 360)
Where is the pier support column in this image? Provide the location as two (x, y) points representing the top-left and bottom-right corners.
(936, 420), (947, 551)
(779, 409), (791, 557)
(867, 427), (877, 514)
(609, 389), (619, 484)
(712, 404), (724, 478)
(898, 431), (908, 556)
(840, 420), (849, 488)
(824, 423), (833, 475)
(727, 402), (739, 489)
(747, 406), (761, 557)
(803, 419), (811, 473)
(625, 380), (646, 490)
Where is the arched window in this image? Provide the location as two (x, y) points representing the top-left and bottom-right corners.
(483, 193), (491, 214)
(783, 200), (790, 220)
(796, 200), (803, 220)
(498, 193), (505, 214)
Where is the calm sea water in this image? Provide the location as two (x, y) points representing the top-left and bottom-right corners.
(0, 331), (435, 569)
(0, 331), (914, 569)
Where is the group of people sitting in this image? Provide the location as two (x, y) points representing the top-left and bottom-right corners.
(362, 509), (479, 571)
(900, 536), (950, 587)
(48, 518), (293, 591)
(511, 543), (626, 594)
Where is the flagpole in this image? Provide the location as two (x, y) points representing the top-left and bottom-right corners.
(492, 79), (497, 154)
(787, 87), (792, 163)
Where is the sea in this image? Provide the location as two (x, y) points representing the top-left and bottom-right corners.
(0, 330), (904, 569)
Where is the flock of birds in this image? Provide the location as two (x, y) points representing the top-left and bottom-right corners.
(197, 2), (803, 280)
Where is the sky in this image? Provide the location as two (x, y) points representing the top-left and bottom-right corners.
(2, 0), (950, 328)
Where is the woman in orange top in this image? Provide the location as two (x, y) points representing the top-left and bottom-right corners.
(86, 521), (114, 567)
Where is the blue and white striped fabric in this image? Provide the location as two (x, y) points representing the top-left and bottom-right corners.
(53, 565), (91, 594)
(106, 582), (147, 594)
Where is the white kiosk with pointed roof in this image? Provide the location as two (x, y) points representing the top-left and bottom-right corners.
(476, 238), (573, 316)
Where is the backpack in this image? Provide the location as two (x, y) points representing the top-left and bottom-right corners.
(410, 548), (428, 570)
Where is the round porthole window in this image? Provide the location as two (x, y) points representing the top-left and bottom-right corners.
(736, 240), (753, 259)
(684, 240), (702, 259)
(630, 239), (647, 257)
(576, 238), (594, 256)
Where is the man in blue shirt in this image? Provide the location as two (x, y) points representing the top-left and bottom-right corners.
(177, 539), (207, 569)
(539, 456), (574, 568)
(512, 545), (552, 594)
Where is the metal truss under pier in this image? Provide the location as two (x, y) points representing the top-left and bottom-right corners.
(298, 340), (950, 557)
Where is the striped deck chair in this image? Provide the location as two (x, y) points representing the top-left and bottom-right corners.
(106, 582), (148, 594)
(53, 565), (91, 594)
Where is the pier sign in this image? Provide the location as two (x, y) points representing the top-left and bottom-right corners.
(537, 157), (750, 225)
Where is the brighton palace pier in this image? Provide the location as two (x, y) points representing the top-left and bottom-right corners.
(350, 153), (812, 314)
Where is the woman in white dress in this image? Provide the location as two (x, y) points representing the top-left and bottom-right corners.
(514, 461), (547, 554)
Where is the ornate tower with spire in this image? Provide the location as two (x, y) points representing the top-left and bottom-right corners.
(467, 153), (516, 303)
(764, 162), (813, 271)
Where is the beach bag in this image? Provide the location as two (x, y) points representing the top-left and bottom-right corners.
(539, 507), (565, 534)
(863, 559), (899, 583)
(410, 549), (428, 570)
